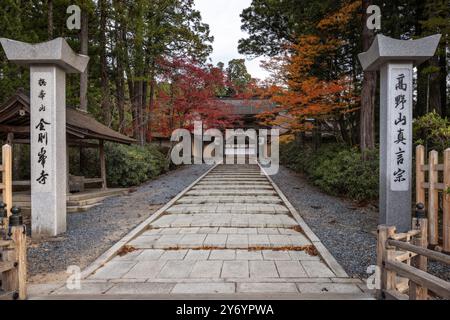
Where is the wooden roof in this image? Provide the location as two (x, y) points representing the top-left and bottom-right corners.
(0, 90), (135, 144)
(217, 98), (276, 115)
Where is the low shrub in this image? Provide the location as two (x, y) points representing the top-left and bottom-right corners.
(105, 143), (168, 187)
(281, 143), (379, 202)
(414, 111), (450, 153)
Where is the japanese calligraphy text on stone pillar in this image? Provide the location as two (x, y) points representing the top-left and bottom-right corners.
(389, 68), (411, 191)
(32, 71), (53, 191)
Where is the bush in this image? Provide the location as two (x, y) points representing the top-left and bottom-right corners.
(281, 143), (379, 202)
(105, 143), (167, 187)
(414, 111), (450, 153)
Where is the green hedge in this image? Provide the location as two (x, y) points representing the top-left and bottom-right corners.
(280, 143), (379, 202)
(414, 111), (450, 153)
(105, 143), (168, 187)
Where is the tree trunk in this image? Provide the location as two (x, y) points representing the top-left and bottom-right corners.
(415, 0), (427, 117)
(47, 0), (53, 40)
(148, 77), (155, 141)
(99, 0), (111, 125)
(79, 8), (88, 111)
(141, 80), (148, 144)
(113, 10), (126, 132)
(360, 0), (377, 154)
(131, 80), (142, 142)
(439, 50), (447, 117)
(116, 48), (125, 133)
(428, 55), (442, 115)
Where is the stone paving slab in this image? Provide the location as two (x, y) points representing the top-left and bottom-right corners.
(190, 261), (223, 278)
(176, 196), (282, 204)
(296, 283), (363, 294)
(193, 185), (273, 190)
(122, 261), (167, 279)
(197, 181), (271, 185)
(237, 282), (298, 293)
(157, 260), (196, 278)
(186, 190), (276, 196)
(171, 283), (235, 294)
(222, 261), (249, 278)
(166, 203), (289, 214)
(127, 234), (312, 250)
(200, 178), (268, 182)
(107, 282), (175, 295)
(150, 214), (299, 228)
(53, 282), (114, 295)
(88, 261), (137, 280)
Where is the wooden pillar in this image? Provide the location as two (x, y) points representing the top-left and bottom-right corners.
(377, 225), (396, 299)
(409, 218), (428, 300)
(2, 225), (27, 300)
(99, 140), (107, 190)
(66, 136), (70, 194)
(6, 132), (14, 145)
(2, 144), (13, 217)
(428, 150), (439, 246)
(443, 148), (450, 253)
(415, 145), (425, 205)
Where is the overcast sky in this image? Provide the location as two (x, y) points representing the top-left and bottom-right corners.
(194, 0), (269, 81)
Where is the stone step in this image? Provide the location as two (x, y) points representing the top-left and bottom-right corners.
(144, 227), (305, 236)
(150, 213), (298, 229)
(202, 176), (266, 179)
(67, 203), (102, 213)
(166, 204), (289, 215)
(128, 232), (311, 249)
(197, 181), (271, 185)
(208, 173), (262, 176)
(176, 196), (283, 204)
(67, 196), (111, 207)
(187, 190), (276, 196)
(192, 185), (273, 190)
(203, 176), (266, 179)
(211, 172), (260, 174)
(67, 188), (130, 201)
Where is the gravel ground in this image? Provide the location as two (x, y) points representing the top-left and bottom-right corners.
(27, 164), (210, 281)
(272, 166), (449, 282)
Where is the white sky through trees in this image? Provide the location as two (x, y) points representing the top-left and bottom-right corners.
(194, 0), (269, 81)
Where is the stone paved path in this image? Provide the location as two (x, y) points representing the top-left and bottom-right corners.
(39, 164), (371, 299)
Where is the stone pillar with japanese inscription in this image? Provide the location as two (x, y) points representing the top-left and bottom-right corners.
(359, 34), (441, 232)
(0, 38), (89, 237)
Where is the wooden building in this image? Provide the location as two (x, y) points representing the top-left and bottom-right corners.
(0, 90), (135, 212)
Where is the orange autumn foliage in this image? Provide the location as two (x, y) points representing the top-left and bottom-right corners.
(258, 1), (361, 133)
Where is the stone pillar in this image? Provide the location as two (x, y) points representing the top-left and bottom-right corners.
(379, 62), (413, 231)
(30, 65), (67, 235)
(359, 34), (441, 232)
(0, 38), (89, 237)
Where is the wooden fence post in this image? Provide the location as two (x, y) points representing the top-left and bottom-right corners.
(443, 148), (450, 253)
(409, 218), (428, 300)
(2, 144), (12, 217)
(2, 225), (27, 300)
(416, 145), (425, 205)
(428, 150), (439, 246)
(377, 225), (396, 299)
